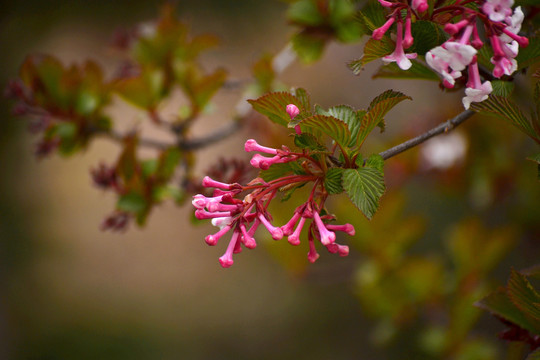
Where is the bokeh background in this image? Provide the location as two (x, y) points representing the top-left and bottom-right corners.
(1, 1), (539, 359)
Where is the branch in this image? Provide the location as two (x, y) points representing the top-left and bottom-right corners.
(379, 109), (475, 160)
(179, 120), (242, 151)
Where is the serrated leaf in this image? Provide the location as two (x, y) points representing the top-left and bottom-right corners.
(117, 192), (147, 214)
(471, 95), (538, 141)
(476, 287), (540, 334)
(516, 37), (540, 71)
(357, 37), (395, 68)
(491, 80), (515, 97)
(343, 167), (385, 219)
(324, 168), (344, 194)
(248, 92), (304, 126)
(293, 114), (351, 150)
(320, 105), (361, 145)
(260, 162), (294, 182)
(366, 154), (384, 172)
(294, 133), (327, 151)
(356, 90), (411, 147)
(408, 21), (447, 56)
(292, 87), (311, 110)
(508, 269), (540, 321)
(372, 61), (440, 81)
(357, 0), (386, 32)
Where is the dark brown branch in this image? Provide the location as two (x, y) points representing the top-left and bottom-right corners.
(179, 120), (242, 151)
(379, 109), (475, 160)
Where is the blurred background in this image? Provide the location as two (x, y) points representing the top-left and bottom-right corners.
(1, 1), (539, 359)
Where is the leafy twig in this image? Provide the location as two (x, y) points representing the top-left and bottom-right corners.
(379, 109), (475, 160)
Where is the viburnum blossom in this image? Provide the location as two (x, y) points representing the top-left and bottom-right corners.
(193, 133), (355, 268)
(371, 0), (529, 108)
(381, 18), (417, 70)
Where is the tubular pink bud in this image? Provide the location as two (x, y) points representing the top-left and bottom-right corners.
(444, 20), (469, 36)
(239, 223), (257, 249)
(207, 202), (239, 212)
(195, 209), (232, 220)
(471, 25), (483, 49)
(219, 231), (240, 268)
(257, 213), (283, 240)
(377, 0), (394, 7)
(202, 176), (232, 190)
(205, 224), (233, 246)
(286, 104), (300, 119)
(412, 0), (428, 12)
(337, 244), (349, 257)
(501, 28), (529, 47)
(244, 139), (278, 154)
(307, 236), (320, 263)
(326, 223), (356, 236)
(287, 217), (306, 246)
(403, 15), (413, 49)
(281, 211), (302, 236)
(313, 212), (336, 246)
(372, 17), (395, 40)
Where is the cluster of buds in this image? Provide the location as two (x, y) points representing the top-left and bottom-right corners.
(372, 0), (529, 109)
(193, 129), (355, 268)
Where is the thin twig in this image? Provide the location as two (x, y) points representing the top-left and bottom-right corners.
(379, 109), (475, 160)
(179, 121), (242, 151)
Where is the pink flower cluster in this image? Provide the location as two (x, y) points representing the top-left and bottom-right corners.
(372, 0), (529, 109)
(193, 134), (355, 268)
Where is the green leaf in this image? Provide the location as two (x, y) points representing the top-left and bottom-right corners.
(491, 80), (515, 97)
(248, 92), (304, 126)
(357, 0), (386, 32)
(508, 269), (540, 321)
(158, 148), (182, 180)
(117, 192), (147, 214)
(321, 105), (362, 145)
(476, 287), (540, 334)
(366, 154), (384, 172)
(294, 133), (327, 151)
(292, 114), (351, 150)
(287, 0), (324, 26)
(141, 159), (158, 178)
(291, 32), (326, 64)
(372, 61), (440, 81)
(114, 68), (166, 110)
(292, 87), (311, 110)
(354, 37), (394, 69)
(471, 95), (538, 141)
(190, 68), (227, 110)
(516, 37), (540, 71)
(260, 162), (294, 182)
(408, 21), (447, 56)
(324, 168), (344, 194)
(342, 167), (385, 220)
(356, 90), (411, 146)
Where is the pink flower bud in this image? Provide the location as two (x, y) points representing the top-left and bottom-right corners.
(377, 0), (394, 7)
(412, 0), (428, 12)
(313, 212), (336, 246)
(337, 244), (349, 257)
(286, 104), (300, 119)
(239, 223), (257, 249)
(307, 236), (320, 263)
(372, 17), (395, 40)
(219, 231), (240, 268)
(326, 223), (355, 236)
(207, 202), (239, 213)
(403, 16), (414, 49)
(202, 176), (232, 190)
(205, 224), (233, 246)
(281, 211), (302, 236)
(195, 209), (232, 220)
(257, 213), (283, 240)
(287, 217), (306, 246)
(244, 139), (278, 154)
